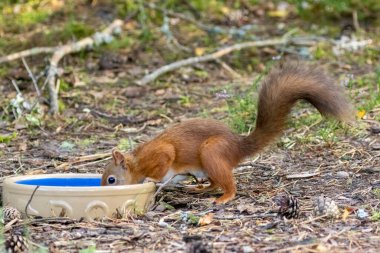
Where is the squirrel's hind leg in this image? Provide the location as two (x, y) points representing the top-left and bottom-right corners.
(199, 137), (237, 204)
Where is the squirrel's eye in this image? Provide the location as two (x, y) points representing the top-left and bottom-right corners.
(107, 175), (116, 185)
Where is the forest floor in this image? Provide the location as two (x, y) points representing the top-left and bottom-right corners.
(0, 1), (379, 252)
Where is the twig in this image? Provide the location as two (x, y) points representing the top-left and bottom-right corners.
(299, 214), (328, 225)
(68, 152), (112, 163)
(214, 213), (277, 220)
(29, 75), (50, 112)
(215, 59), (242, 78)
(25, 185), (40, 219)
(120, 123), (147, 134)
(56, 152), (112, 169)
(11, 79), (21, 94)
(352, 10), (360, 32)
(21, 57), (41, 97)
(72, 156), (112, 169)
(152, 175), (179, 201)
(144, 2), (211, 32)
(136, 37), (288, 85)
(0, 47), (57, 64)
(3, 218), (21, 233)
(276, 243), (320, 253)
(286, 171), (320, 179)
(44, 19), (124, 114)
(148, 174), (184, 211)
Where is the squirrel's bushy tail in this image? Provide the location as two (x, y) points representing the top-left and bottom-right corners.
(240, 62), (354, 157)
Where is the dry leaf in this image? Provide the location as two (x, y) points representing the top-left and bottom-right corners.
(221, 6), (230, 15)
(268, 10), (288, 18)
(55, 126), (62, 134)
(198, 213), (214, 226)
(195, 47), (205, 56)
(342, 207), (352, 221)
(18, 142), (27, 152)
(125, 20), (138, 30)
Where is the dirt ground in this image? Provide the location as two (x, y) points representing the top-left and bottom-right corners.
(1, 68), (379, 252)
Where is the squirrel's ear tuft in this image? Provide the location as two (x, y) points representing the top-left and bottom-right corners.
(112, 148), (124, 165)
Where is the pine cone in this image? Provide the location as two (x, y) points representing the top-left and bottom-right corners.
(5, 234), (29, 253)
(313, 196), (340, 218)
(183, 235), (211, 253)
(186, 241), (211, 253)
(3, 206), (22, 223)
(277, 195), (300, 219)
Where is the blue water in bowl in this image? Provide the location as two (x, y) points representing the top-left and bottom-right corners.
(16, 177), (101, 187)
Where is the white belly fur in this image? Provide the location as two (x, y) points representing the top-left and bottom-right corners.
(162, 168), (207, 183)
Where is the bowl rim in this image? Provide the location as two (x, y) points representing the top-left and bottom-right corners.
(3, 173), (156, 196)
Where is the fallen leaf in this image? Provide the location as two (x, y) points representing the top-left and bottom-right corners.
(220, 6), (230, 15)
(342, 208), (350, 221)
(155, 89), (166, 96)
(18, 142), (27, 152)
(342, 207), (355, 221)
(195, 47), (205, 56)
(268, 10), (288, 18)
(198, 213), (214, 226)
(55, 126), (62, 134)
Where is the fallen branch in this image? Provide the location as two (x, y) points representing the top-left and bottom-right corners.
(136, 37), (292, 85)
(0, 47), (57, 64)
(47, 19), (124, 114)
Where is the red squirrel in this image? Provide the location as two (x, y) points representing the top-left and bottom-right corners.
(101, 63), (354, 204)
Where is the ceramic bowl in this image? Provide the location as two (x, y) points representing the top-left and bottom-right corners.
(2, 174), (156, 220)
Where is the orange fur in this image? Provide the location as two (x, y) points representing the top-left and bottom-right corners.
(101, 62), (354, 204)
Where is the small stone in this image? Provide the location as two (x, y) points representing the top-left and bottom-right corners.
(158, 220), (169, 228)
(155, 89), (165, 96)
(336, 171), (350, 178)
(357, 209), (369, 219)
(123, 86), (144, 98)
(144, 212), (156, 221)
(154, 203), (166, 212)
(369, 125), (380, 134)
(362, 167), (380, 174)
(242, 245), (254, 253)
